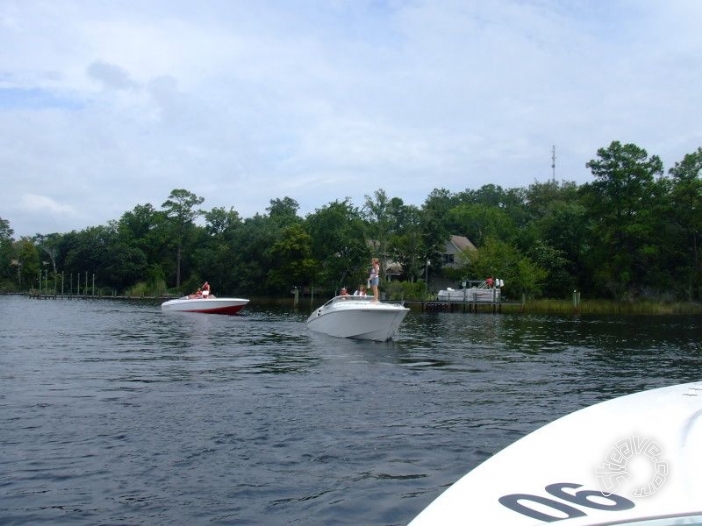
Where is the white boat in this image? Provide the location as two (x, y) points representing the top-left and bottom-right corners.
(161, 295), (249, 315)
(307, 295), (409, 341)
(409, 381), (702, 526)
(437, 286), (500, 302)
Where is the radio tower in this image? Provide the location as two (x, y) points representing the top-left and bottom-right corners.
(551, 145), (556, 182)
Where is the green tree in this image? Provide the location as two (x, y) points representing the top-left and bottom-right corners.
(306, 199), (368, 292)
(421, 188), (458, 280)
(225, 213), (278, 294)
(448, 203), (515, 248)
(522, 181), (584, 296)
(161, 189), (204, 289)
(0, 216), (12, 241)
(102, 242), (148, 292)
(363, 189), (392, 277)
(267, 224), (317, 290)
(117, 204), (170, 277)
(667, 147), (702, 300)
(267, 197), (301, 227)
(582, 141), (664, 298)
(387, 202), (426, 282)
(204, 207), (241, 237)
(15, 238), (41, 291)
(0, 217), (16, 290)
(60, 226), (121, 293)
(468, 237), (547, 299)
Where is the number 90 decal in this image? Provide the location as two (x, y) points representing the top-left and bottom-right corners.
(499, 482), (635, 523)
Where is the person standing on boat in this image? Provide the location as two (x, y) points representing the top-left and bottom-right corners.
(369, 258), (380, 302)
(202, 281), (211, 298)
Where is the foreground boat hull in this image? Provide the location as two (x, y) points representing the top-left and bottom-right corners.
(409, 381), (702, 526)
(307, 297), (409, 341)
(161, 297), (249, 315)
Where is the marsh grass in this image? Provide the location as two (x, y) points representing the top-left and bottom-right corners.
(506, 298), (702, 315)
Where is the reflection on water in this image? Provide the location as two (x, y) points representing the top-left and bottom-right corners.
(1, 296), (701, 525)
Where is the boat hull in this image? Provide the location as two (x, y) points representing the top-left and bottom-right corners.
(307, 297), (409, 341)
(409, 381), (702, 526)
(161, 297), (249, 315)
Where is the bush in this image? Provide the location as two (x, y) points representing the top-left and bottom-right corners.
(385, 280), (428, 301)
(126, 279), (167, 297)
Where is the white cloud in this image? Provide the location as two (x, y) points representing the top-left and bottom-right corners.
(1, 0), (701, 236)
(20, 194), (76, 214)
(87, 61), (137, 91)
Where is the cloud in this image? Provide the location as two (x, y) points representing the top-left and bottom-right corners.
(1, 0), (701, 237)
(20, 194), (78, 215)
(86, 61), (137, 91)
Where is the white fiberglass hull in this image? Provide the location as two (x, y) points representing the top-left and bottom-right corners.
(409, 381), (702, 526)
(307, 296), (409, 341)
(161, 296), (249, 315)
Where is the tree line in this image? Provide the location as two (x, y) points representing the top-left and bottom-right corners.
(1, 141), (701, 301)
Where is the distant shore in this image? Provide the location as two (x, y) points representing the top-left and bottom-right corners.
(7, 292), (702, 315)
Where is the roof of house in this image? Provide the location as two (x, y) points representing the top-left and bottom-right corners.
(448, 235), (477, 252)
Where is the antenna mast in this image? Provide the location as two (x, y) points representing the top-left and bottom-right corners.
(551, 145), (556, 182)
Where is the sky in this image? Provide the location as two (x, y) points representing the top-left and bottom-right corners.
(1, 0), (701, 238)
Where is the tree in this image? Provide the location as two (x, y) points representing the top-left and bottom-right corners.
(468, 237), (547, 299)
(224, 214), (278, 294)
(582, 141), (664, 298)
(267, 224), (317, 290)
(0, 217), (16, 289)
(523, 181), (585, 296)
(118, 204), (160, 242)
(421, 188), (457, 245)
(161, 189), (204, 289)
(14, 238), (40, 290)
(204, 207), (241, 237)
(267, 197), (301, 227)
(448, 203), (515, 248)
(0, 217), (12, 241)
(668, 147), (702, 299)
(387, 202), (426, 282)
(363, 189), (393, 279)
(421, 188), (457, 278)
(34, 233), (62, 279)
(306, 199), (368, 291)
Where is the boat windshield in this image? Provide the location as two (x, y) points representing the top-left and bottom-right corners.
(322, 295), (375, 307)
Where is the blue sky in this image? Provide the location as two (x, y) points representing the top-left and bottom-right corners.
(1, 0), (701, 237)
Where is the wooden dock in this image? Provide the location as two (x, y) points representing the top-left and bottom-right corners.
(413, 299), (524, 313)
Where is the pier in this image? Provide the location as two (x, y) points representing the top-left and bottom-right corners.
(417, 300), (520, 313)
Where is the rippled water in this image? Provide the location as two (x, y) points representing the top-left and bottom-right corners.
(1, 295), (701, 525)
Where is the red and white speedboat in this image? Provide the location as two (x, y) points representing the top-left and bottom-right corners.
(161, 295), (249, 315)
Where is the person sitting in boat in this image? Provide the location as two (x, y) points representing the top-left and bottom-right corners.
(202, 281), (211, 298)
(340, 287), (349, 297)
(188, 288), (202, 299)
(353, 285), (367, 297)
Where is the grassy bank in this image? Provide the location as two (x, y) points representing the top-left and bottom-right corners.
(500, 298), (702, 315)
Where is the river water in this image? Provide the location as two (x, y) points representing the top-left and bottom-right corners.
(1, 295), (700, 525)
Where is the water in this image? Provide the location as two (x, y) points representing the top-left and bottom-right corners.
(1, 296), (701, 525)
